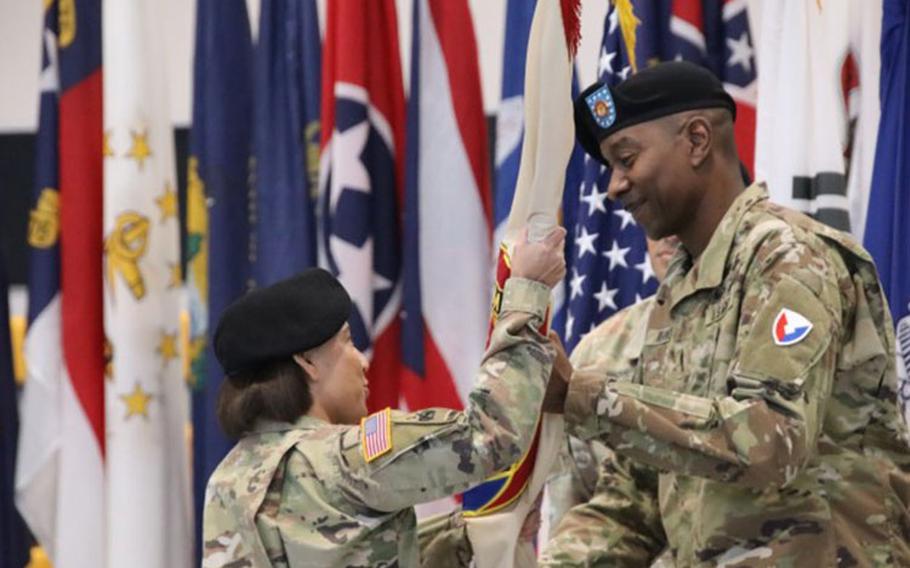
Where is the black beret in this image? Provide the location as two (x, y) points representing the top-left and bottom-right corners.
(574, 61), (736, 165)
(213, 268), (352, 380)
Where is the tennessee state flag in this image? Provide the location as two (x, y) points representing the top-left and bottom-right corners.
(319, 0), (405, 411)
(401, 0), (492, 411)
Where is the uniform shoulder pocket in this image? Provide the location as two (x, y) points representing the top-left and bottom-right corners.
(735, 275), (834, 386)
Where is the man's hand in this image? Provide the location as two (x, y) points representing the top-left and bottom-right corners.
(510, 226), (567, 288)
(542, 330), (572, 413)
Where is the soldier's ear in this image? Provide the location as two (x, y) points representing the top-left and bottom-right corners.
(683, 115), (712, 168)
(294, 352), (319, 381)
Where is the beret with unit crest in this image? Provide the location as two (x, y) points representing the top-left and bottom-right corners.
(574, 61), (736, 165)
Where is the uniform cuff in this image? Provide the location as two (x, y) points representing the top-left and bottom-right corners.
(501, 277), (550, 321)
(564, 370), (606, 432)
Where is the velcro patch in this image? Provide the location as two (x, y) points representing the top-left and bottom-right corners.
(739, 277), (832, 384)
(361, 407), (392, 463)
(772, 308), (813, 346)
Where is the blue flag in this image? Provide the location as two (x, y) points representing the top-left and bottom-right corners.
(562, 1), (664, 353)
(188, 0), (254, 556)
(1, 252), (28, 568)
(864, 0), (910, 422)
(252, 0), (322, 284)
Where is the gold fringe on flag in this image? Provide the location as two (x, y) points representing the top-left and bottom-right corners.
(27, 546), (52, 568)
(612, 0), (641, 73)
(10, 315), (26, 385)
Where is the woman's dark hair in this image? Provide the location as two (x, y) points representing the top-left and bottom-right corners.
(216, 358), (313, 439)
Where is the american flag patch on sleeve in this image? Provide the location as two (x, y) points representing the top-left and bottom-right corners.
(361, 407), (393, 463)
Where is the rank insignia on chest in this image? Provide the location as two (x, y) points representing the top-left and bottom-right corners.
(361, 407), (392, 463)
(772, 308), (813, 346)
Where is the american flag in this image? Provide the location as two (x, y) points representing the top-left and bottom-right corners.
(361, 408), (392, 462)
(562, 2), (660, 353)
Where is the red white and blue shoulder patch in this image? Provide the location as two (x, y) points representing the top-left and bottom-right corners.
(772, 308), (813, 346)
(361, 407), (393, 463)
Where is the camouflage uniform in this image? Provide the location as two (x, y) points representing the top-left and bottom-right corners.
(563, 183), (910, 567)
(543, 299), (675, 567)
(202, 278), (553, 567)
(415, 508), (472, 568)
(544, 298), (652, 526)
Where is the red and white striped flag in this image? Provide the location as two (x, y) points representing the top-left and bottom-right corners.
(400, 0), (493, 412)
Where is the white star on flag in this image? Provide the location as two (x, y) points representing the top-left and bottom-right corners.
(569, 268), (587, 300)
(330, 235), (377, 332)
(575, 227), (599, 259)
(326, 119), (376, 333)
(593, 282), (619, 312)
(39, 30), (59, 93)
(613, 208), (636, 230)
(726, 32), (753, 73)
(599, 47), (617, 76)
(373, 271), (393, 293)
(602, 240), (630, 270)
(581, 185), (609, 216)
(328, 121), (370, 209)
(635, 254), (656, 285)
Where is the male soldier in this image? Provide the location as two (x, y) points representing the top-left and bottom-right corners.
(202, 227), (569, 567)
(544, 166), (754, 567)
(550, 61), (910, 566)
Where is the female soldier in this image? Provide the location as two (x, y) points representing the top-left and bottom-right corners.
(202, 227), (568, 567)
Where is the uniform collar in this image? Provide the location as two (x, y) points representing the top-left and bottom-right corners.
(666, 182), (768, 309)
(247, 414), (328, 436)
